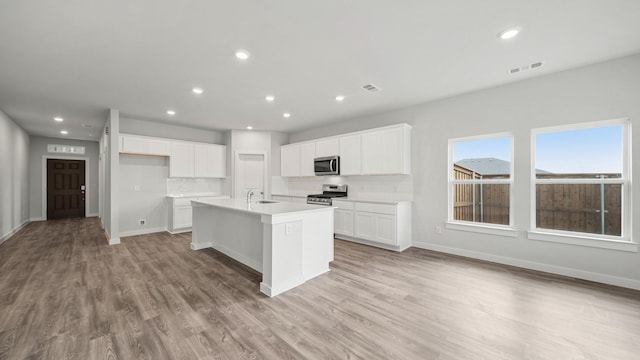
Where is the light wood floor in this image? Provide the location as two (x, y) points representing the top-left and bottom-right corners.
(0, 218), (638, 359)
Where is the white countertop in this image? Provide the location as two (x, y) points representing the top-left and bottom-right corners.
(166, 193), (228, 198)
(339, 197), (411, 205)
(191, 198), (333, 216)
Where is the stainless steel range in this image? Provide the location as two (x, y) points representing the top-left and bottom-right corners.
(307, 184), (347, 206)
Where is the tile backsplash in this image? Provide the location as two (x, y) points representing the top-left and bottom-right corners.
(273, 175), (413, 201)
(167, 178), (223, 195)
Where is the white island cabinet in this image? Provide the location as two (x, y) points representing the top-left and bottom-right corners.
(191, 198), (334, 297)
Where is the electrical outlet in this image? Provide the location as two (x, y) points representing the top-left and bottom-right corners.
(134, 185), (140, 191)
(285, 223), (293, 235)
(435, 226), (443, 234)
(139, 219), (146, 226)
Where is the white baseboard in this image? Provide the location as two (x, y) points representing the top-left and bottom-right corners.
(109, 237), (121, 245)
(0, 219), (30, 245)
(191, 242), (212, 250)
(86, 213), (99, 217)
(335, 234), (405, 252)
(119, 227), (167, 237)
(209, 242), (262, 272)
(168, 228), (192, 235)
(30, 217), (46, 222)
(412, 241), (640, 291)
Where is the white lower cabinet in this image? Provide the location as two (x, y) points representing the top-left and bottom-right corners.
(334, 200), (411, 251)
(334, 200), (355, 237)
(168, 196), (229, 233)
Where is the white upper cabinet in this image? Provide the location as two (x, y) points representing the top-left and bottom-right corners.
(315, 138), (339, 157)
(362, 125), (411, 175)
(120, 134), (170, 156)
(280, 123), (411, 177)
(300, 142), (316, 176)
(170, 142), (195, 177)
(339, 134), (362, 176)
(194, 144), (226, 178)
(120, 133), (226, 178)
(146, 138), (171, 156)
(281, 144), (301, 177)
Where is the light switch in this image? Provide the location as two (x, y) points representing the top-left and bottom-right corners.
(134, 185), (140, 191)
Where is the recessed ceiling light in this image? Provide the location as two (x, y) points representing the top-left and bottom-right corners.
(335, 95), (345, 102)
(498, 27), (521, 40)
(246, 126), (253, 130)
(283, 113), (291, 118)
(60, 130), (68, 135)
(265, 95), (275, 102)
(54, 117), (64, 122)
(192, 87), (204, 95)
(235, 50), (250, 60)
(167, 110), (176, 115)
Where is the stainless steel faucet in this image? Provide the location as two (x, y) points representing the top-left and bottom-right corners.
(246, 189), (256, 204)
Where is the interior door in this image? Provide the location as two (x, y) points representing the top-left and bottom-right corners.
(234, 153), (265, 200)
(47, 159), (86, 219)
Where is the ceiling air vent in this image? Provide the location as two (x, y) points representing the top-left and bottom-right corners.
(362, 83), (382, 93)
(508, 61), (544, 75)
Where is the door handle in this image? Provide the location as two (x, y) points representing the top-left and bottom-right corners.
(330, 159), (336, 172)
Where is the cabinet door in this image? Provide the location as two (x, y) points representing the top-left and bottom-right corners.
(354, 212), (376, 240)
(315, 138), (339, 157)
(299, 142), (316, 176)
(361, 131), (382, 174)
(174, 206), (193, 229)
(378, 127), (403, 174)
(375, 214), (397, 245)
(170, 142), (195, 177)
(339, 134), (362, 176)
(121, 135), (146, 154)
(210, 145), (226, 178)
(194, 144), (226, 178)
(335, 209), (354, 236)
(146, 139), (170, 156)
(361, 126), (407, 175)
(281, 145), (301, 177)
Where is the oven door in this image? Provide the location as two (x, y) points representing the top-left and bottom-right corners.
(314, 156), (339, 175)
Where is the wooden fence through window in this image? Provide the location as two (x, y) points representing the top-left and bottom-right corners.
(452, 164), (621, 235)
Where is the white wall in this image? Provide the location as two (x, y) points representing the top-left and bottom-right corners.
(28, 136), (100, 219)
(117, 116), (228, 236)
(228, 130), (288, 199)
(102, 109), (120, 244)
(120, 117), (223, 143)
(290, 54), (640, 289)
(0, 109), (30, 243)
(119, 155), (168, 236)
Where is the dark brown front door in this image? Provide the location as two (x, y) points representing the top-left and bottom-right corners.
(47, 159), (86, 219)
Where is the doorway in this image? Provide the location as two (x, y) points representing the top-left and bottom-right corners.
(234, 152), (267, 200)
(46, 159), (86, 219)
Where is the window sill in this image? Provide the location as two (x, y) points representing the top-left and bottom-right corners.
(445, 222), (518, 238)
(527, 230), (638, 252)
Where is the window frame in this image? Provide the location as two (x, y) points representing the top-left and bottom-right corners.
(529, 118), (634, 249)
(447, 132), (516, 236)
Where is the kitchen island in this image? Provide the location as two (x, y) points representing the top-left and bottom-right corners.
(190, 198), (334, 297)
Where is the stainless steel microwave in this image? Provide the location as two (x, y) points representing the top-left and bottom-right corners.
(314, 156), (340, 176)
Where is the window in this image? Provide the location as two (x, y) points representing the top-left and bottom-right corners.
(448, 133), (513, 228)
(531, 119), (631, 241)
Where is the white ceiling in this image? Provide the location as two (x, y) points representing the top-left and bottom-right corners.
(1, 0), (640, 141)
